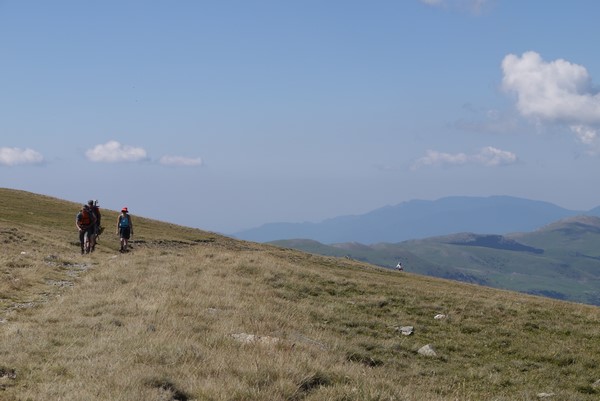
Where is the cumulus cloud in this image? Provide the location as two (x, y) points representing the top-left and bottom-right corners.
(0, 147), (44, 166)
(411, 146), (517, 170)
(502, 51), (600, 154)
(159, 155), (203, 167)
(85, 140), (148, 163)
(502, 51), (600, 124)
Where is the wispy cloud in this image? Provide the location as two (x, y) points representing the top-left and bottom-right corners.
(413, 150), (469, 170)
(411, 146), (517, 170)
(472, 146), (518, 166)
(85, 140), (148, 163)
(570, 125), (600, 155)
(159, 155), (203, 167)
(502, 51), (600, 153)
(0, 147), (44, 166)
(85, 141), (204, 166)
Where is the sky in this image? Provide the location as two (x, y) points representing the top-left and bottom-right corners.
(2, 0), (600, 234)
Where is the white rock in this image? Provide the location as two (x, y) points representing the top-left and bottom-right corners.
(418, 344), (437, 357)
(434, 314), (446, 320)
(231, 333), (280, 345)
(399, 326), (414, 336)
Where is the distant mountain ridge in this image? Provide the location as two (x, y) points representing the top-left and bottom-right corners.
(234, 196), (597, 244)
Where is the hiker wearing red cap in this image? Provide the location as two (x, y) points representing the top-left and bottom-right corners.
(116, 207), (133, 252)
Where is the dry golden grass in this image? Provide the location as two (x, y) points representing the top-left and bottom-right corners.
(0, 188), (599, 400)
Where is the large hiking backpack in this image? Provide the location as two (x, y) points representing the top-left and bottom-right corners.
(92, 205), (101, 224)
(79, 208), (92, 226)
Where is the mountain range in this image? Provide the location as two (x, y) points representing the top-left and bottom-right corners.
(233, 195), (600, 244)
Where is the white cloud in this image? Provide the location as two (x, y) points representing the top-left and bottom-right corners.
(502, 51), (600, 125)
(85, 140), (148, 163)
(412, 150), (468, 170)
(472, 146), (518, 166)
(570, 124), (598, 145)
(159, 155), (203, 167)
(0, 147), (44, 166)
(411, 146), (517, 170)
(502, 51), (600, 155)
(570, 125), (600, 155)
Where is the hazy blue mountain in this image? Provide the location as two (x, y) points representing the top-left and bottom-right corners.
(234, 196), (592, 244)
(588, 205), (600, 216)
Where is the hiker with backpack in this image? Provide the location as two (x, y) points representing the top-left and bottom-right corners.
(88, 200), (102, 251)
(76, 202), (97, 254)
(116, 207), (133, 252)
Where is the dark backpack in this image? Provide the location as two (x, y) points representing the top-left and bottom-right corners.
(92, 206), (101, 225)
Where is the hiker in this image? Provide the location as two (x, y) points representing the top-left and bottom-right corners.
(116, 207), (133, 252)
(396, 262), (404, 271)
(76, 203), (97, 254)
(88, 200), (102, 251)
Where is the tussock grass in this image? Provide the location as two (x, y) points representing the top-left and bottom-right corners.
(0, 188), (599, 400)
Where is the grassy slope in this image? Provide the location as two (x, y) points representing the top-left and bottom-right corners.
(273, 227), (600, 306)
(1, 188), (599, 400)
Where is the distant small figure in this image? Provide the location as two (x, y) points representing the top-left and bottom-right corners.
(116, 207), (134, 253)
(396, 262), (404, 271)
(76, 203), (97, 254)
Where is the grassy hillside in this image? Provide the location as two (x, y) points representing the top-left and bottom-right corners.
(272, 220), (600, 306)
(1, 188), (599, 400)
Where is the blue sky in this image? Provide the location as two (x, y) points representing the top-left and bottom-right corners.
(2, 0), (600, 234)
